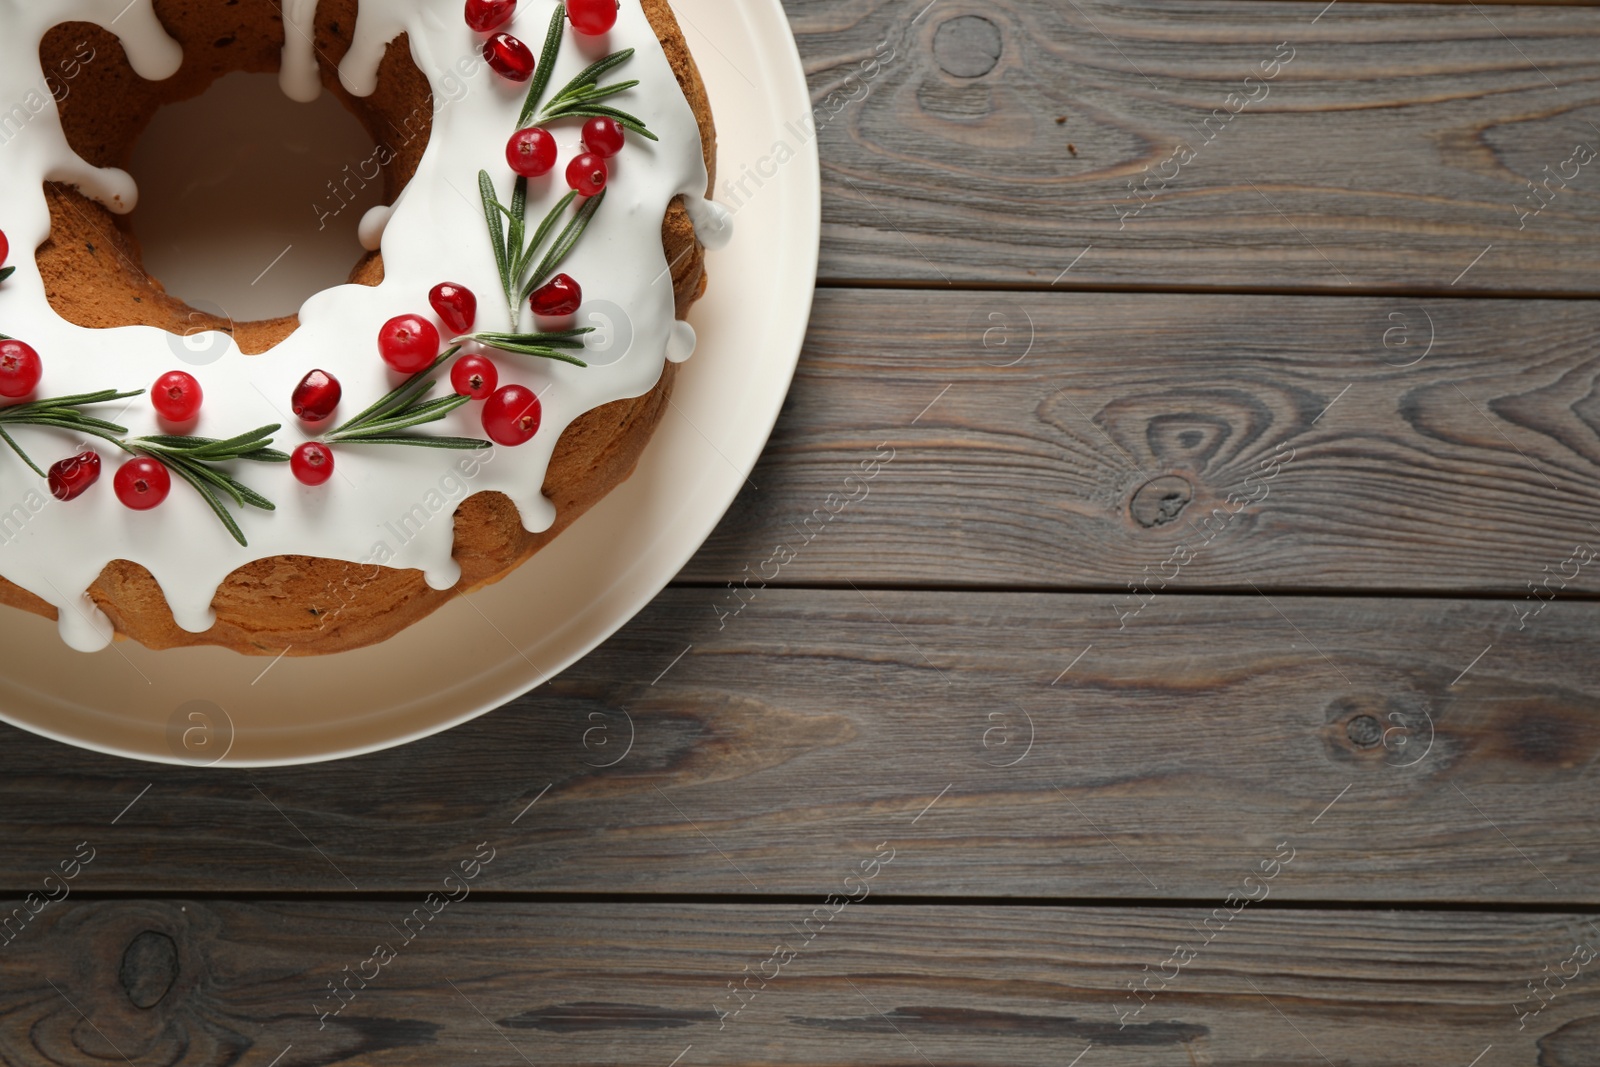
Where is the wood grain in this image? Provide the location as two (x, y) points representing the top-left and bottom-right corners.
(1, 899), (1594, 1067)
(3, 590), (1599, 901)
(680, 288), (1600, 592)
(782, 0), (1600, 290)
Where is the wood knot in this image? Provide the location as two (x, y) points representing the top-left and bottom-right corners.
(1128, 476), (1192, 527)
(1346, 715), (1383, 748)
(933, 16), (1002, 78)
(119, 930), (178, 1009)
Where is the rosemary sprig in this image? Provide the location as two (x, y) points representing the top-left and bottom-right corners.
(479, 172), (607, 322)
(0, 389), (142, 476)
(128, 427), (288, 547)
(538, 49), (656, 140)
(517, 2), (569, 128)
(324, 349), (492, 451)
(462, 328), (594, 368)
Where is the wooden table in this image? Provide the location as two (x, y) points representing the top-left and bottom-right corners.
(5, 0), (1600, 1063)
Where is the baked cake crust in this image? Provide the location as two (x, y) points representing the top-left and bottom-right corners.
(0, 0), (716, 654)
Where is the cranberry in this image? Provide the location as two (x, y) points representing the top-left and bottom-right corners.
(566, 152), (608, 197)
(465, 0), (516, 32)
(48, 450), (101, 502)
(378, 314), (441, 374)
(582, 116), (625, 158)
(151, 370), (202, 422)
(568, 0), (618, 35)
(451, 354), (499, 400)
(0, 229), (8, 268)
(430, 282), (478, 334)
(483, 32), (535, 81)
(506, 127), (557, 178)
(291, 442), (335, 486)
(114, 457), (171, 510)
(530, 273), (582, 317)
(0, 338), (41, 399)
(483, 384), (541, 445)
(292, 369), (342, 422)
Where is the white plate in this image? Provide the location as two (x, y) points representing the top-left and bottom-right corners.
(0, 0), (818, 766)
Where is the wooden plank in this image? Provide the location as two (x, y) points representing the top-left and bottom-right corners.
(782, 0), (1600, 290)
(0, 900), (1592, 1066)
(681, 288), (1600, 592)
(3, 591), (1600, 901)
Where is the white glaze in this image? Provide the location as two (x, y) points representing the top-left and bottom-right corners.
(0, 0), (726, 652)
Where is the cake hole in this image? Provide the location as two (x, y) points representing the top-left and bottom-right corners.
(126, 71), (384, 322)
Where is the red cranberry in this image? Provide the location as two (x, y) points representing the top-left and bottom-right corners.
(465, 0), (516, 32)
(0, 229), (9, 269)
(451, 355), (500, 400)
(292, 369), (342, 422)
(114, 457), (171, 510)
(568, 0), (618, 35)
(291, 442), (335, 486)
(483, 384), (541, 445)
(506, 127), (557, 178)
(429, 282), (478, 334)
(483, 33), (535, 81)
(582, 116), (625, 158)
(530, 273), (582, 317)
(378, 314), (441, 374)
(151, 370), (202, 422)
(48, 450), (101, 502)
(566, 152), (608, 197)
(0, 338), (41, 399)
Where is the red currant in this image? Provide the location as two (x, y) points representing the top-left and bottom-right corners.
(530, 273), (582, 317)
(378, 314), (441, 374)
(566, 152), (608, 196)
(114, 457), (171, 510)
(0, 229), (9, 269)
(465, 0), (516, 32)
(451, 354), (499, 400)
(291, 442), (335, 486)
(0, 338), (41, 399)
(582, 116), (625, 158)
(151, 370), (202, 421)
(429, 282), (478, 334)
(483, 33), (535, 81)
(568, 0), (618, 35)
(292, 369), (342, 422)
(506, 127), (557, 178)
(48, 450), (101, 503)
(483, 384), (542, 445)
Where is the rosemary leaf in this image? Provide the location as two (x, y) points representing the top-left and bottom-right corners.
(524, 190), (606, 298)
(549, 48), (635, 103)
(479, 170), (511, 305)
(335, 434), (492, 451)
(164, 460), (249, 547)
(0, 426), (43, 477)
(518, 2), (568, 127)
(546, 103), (657, 139)
(0, 267), (14, 283)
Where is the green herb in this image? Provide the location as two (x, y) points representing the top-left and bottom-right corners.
(129, 426), (288, 547)
(0, 389), (142, 476)
(324, 348), (492, 451)
(0, 267), (15, 284)
(463, 328), (594, 367)
(537, 48), (656, 140)
(479, 172), (607, 321)
(518, 2), (570, 128)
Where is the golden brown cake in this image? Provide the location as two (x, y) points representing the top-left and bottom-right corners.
(0, 0), (717, 654)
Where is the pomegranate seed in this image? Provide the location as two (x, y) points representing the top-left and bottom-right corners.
(568, 0), (618, 35)
(582, 116), (625, 158)
(465, 0), (516, 32)
(566, 152), (608, 196)
(451, 354), (499, 399)
(530, 273), (582, 317)
(378, 314), (441, 374)
(291, 442), (336, 486)
(429, 282), (478, 334)
(48, 450), (101, 502)
(483, 384), (542, 445)
(484, 33), (535, 81)
(114, 457), (171, 510)
(506, 127), (557, 178)
(0, 338), (41, 398)
(151, 370), (202, 421)
(292, 369), (343, 422)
